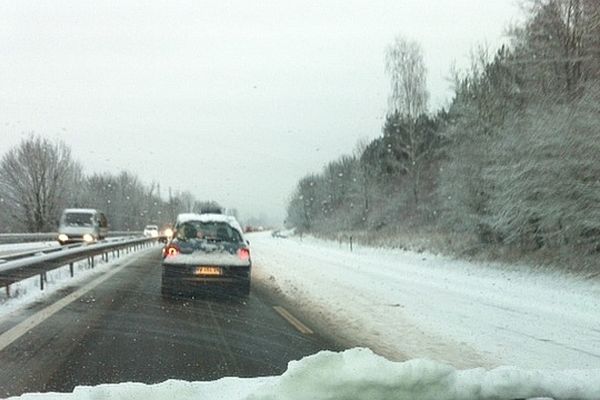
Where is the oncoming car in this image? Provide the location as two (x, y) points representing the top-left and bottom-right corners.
(143, 224), (159, 237)
(57, 208), (108, 245)
(161, 213), (251, 298)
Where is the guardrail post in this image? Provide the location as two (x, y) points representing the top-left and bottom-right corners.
(5, 285), (10, 298)
(117, 249), (120, 258)
(91, 256), (94, 268)
(69, 262), (74, 277)
(350, 236), (353, 252)
(40, 273), (44, 290)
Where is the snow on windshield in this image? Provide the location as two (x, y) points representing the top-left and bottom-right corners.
(8, 349), (600, 400)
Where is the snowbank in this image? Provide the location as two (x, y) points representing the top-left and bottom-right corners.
(8, 348), (600, 400)
(0, 241), (57, 255)
(249, 232), (600, 370)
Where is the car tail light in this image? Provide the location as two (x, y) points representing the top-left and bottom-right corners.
(164, 244), (180, 258)
(237, 247), (250, 261)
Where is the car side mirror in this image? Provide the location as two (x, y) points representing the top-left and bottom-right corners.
(246, 239), (250, 245)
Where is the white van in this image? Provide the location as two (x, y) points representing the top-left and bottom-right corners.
(57, 208), (108, 245)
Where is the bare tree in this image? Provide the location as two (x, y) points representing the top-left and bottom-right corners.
(354, 138), (372, 221)
(0, 135), (80, 232)
(385, 36), (429, 118)
(384, 36), (432, 207)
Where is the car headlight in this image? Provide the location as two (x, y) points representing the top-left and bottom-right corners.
(164, 228), (173, 237)
(83, 233), (94, 243)
(58, 234), (68, 242)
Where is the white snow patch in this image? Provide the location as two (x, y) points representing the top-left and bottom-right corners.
(249, 232), (600, 370)
(7, 348), (600, 400)
(0, 241), (58, 256)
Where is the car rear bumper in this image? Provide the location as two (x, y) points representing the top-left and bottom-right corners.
(161, 263), (251, 287)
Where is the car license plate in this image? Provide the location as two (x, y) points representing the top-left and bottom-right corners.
(195, 266), (222, 276)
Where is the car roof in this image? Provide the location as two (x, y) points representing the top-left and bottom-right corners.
(175, 213), (244, 235)
(63, 208), (98, 214)
(175, 213), (202, 224)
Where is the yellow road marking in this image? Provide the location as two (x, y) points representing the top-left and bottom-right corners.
(273, 305), (313, 335)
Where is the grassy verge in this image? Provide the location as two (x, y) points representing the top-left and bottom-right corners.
(308, 227), (600, 279)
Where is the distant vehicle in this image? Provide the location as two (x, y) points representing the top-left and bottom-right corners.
(57, 208), (108, 245)
(159, 224), (174, 243)
(271, 230), (287, 238)
(244, 225), (266, 233)
(161, 213), (251, 298)
(143, 225), (159, 238)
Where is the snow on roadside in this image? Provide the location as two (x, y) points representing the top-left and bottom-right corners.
(249, 232), (600, 370)
(0, 245), (159, 318)
(8, 348), (600, 400)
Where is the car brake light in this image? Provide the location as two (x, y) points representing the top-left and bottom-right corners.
(164, 244), (180, 257)
(237, 247), (250, 261)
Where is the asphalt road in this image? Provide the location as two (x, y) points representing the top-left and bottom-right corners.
(0, 248), (338, 397)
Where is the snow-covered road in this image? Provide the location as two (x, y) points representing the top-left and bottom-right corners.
(250, 232), (600, 370)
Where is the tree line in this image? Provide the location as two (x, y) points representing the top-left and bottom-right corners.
(0, 135), (225, 232)
(286, 0), (600, 265)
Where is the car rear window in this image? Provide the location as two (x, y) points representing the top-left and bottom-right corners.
(176, 221), (242, 243)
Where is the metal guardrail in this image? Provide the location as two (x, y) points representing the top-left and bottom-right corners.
(0, 236), (161, 296)
(0, 231), (143, 244)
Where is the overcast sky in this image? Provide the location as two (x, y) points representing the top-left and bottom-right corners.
(0, 0), (521, 223)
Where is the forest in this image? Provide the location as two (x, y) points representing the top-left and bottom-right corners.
(286, 0), (600, 269)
